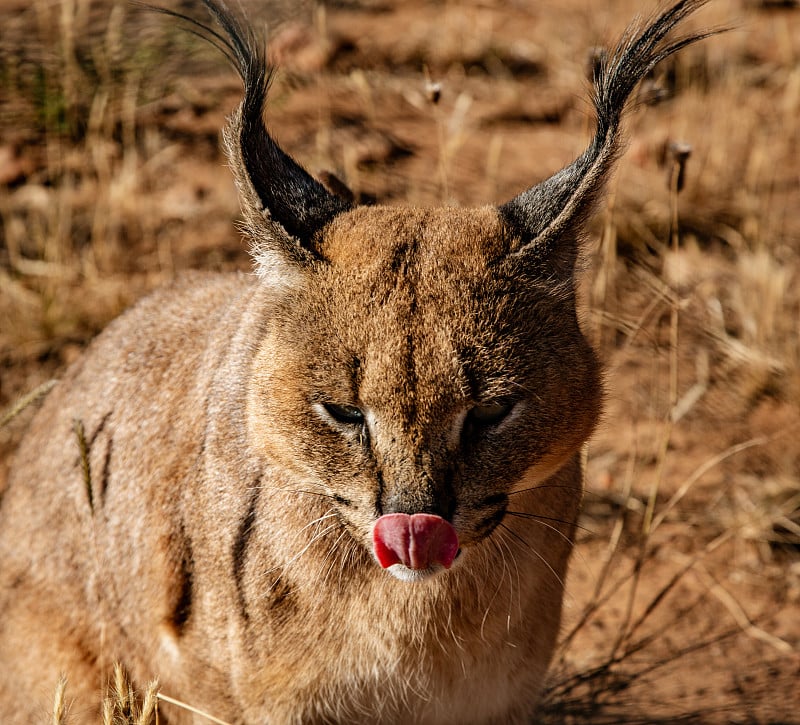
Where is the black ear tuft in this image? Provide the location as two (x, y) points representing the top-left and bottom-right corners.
(145, 0), (351, 256)
(500, 0), (721, 271)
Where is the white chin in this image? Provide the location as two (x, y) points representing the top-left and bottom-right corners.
(385, 562), (457, 582)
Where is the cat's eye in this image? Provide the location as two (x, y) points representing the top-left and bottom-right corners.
(322, 402), (365, 426)
(469, 401), (514, 427)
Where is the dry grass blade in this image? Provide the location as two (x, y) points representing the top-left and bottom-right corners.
(618, 530), (733, 653)
(691, 560), (795, 655)
(102, 663), (160, 725)
(156, 693), (233, 725)
(47, 666), (161, 725)
(72, 418), (94, 514)
(0, 380), (58, 428)
(651, 434), (773, 532)
(545, 530), (744, 719)
(52, 675), (69, 725)
(559, 450), (637, 653)
(136, 681), (160, 725)
(541, 625), (745, 723)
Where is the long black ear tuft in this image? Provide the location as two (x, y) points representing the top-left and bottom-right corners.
(145, 0), (351, 267)
(499, 0), (720, 273)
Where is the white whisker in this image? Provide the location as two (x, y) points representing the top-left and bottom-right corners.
(505, 510), (578, 548)
(499, 523), (566, 593)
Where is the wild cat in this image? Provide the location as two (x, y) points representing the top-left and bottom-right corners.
(0, 1), (716, 722)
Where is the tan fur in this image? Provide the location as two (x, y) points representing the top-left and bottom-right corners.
(0, 1), (715, 722)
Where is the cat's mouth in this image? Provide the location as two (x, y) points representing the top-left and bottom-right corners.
(371, 513), (460, 581)
(381, 557), (462, 582)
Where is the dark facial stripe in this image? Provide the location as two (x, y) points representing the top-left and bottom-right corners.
(373, 467), (385, 518)
(332, 493), (352, 507)
(232, 481), (261, 623)
(480, 492), (509, 510)
(475, 492), (509, 538)
(475, 507), (506, 538)
(171, 524), (194, 634)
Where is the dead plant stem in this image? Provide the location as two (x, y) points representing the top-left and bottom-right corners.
(0, 380), (58, 428)
(156, 693), (232, 725)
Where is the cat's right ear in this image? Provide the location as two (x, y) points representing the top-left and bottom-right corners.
(156, 1), (352, 277)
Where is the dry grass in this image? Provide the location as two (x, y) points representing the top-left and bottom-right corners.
(2, 0), (799, 722)
(51, 665), (159, 725)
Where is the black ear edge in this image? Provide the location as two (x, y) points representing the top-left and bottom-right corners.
(498, 144), (618, 259)
(500, 0), (724, 263)
(141, 0), (352, 249)
(210, 0), (352, 243)
(237, 95), (352, 245)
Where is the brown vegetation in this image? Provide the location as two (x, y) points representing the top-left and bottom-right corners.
(1, 0), (798, 722)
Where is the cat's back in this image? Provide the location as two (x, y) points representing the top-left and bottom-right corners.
(1, 270), (256, 578)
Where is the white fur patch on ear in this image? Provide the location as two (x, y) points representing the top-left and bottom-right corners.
(251, 245), (305, 292)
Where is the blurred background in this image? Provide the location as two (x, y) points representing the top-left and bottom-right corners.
(1, 0), (798, 721)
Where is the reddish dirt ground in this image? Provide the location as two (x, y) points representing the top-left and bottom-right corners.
(1, 0), (799, 722)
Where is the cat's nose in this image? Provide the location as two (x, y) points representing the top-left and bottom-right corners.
(380, 472), (456, 521)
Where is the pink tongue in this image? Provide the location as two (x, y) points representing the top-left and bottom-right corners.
(373, 513), (459, 570)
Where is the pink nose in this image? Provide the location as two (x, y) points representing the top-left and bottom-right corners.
(372, 513), (459, 570)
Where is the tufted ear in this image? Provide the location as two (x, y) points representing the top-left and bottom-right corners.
(151, 1), (352, 275)
(499, 0), (719, 277)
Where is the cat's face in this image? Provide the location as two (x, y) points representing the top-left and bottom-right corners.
(245, 205), (601, 580)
